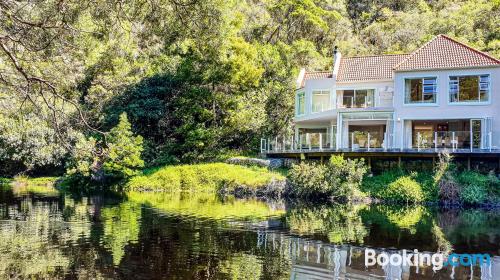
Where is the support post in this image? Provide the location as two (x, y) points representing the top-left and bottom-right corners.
(330, 126), (334, 149)
(452, 132), (456, 152)
(307, 133), (311, 150)
(283, 138), (286, 151)
(417, 132), (421, 151)
(351, 132), (354, 151)
(467, 156), (471, 171)
(383, 132), (387, 151)
(434, 132), (437, 152)
(470, 130), (473, 152)
(367, 133), (371, 151)
(319, 133), (323, 150)
(275, 137), (278, 151)
(267, 138), (270, 152)
(489, 132), (492, 152)
(398, 156), (402, 168)
(291, 136), (294, 151)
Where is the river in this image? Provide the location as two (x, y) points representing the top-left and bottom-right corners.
(0, 183), (499, 279)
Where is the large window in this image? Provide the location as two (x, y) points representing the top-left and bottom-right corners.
(405, 77), (437, 104)
(449, 75), (490, 103)
(311, 90), (330, 113)
(297, 92), (305, 115)
(339, 89), (374, 108)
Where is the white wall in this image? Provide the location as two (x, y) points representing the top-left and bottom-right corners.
(393, 66), (500, 148)
(296, 79), (394, 121)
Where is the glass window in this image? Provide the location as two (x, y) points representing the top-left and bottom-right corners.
(450, 75), (489, 103)
(405, 77), (437, 104)
(297, 92), (305, 115)
(339, 89), (375, 108)
(311, 90), (330, 113)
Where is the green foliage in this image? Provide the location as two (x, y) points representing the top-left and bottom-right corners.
(126, 163), (285, 193)
(285, 204), (368, 244)
(103, 113), (144, 178)
(1, 0), (500, 172)
(66, 113), (144, 183)
(457, 171), (491, 205)
(362, 170), (436, 203)
(128, 191), (285, 221)
(384, 176), (424, 203)
(66, 136), (99, 179)
(101, 201), (141, 265)
(288, 155), (367, 199)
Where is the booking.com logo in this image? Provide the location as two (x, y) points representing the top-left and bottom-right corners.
(365, 249), (491, 271)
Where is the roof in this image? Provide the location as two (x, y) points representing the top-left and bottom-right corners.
(336, 54), (409, 82)
(394, 35), (500, 71)
(300, 71), (333, 87)
(298, 34), (500, 88)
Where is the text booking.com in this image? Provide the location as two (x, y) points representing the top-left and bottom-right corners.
(365, 249), (491, 271)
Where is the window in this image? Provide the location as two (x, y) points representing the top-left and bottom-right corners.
(405, 77), (437, 104)
(297, 92), (305, 115)
(339, 89), (374, 108)
(311, 90), (330, 113)
(449, 75), (490, 103)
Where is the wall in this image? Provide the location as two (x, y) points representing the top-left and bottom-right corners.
(393, 66), (500, 149)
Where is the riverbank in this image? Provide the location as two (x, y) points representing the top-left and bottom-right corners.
(4, 154), (500, 207)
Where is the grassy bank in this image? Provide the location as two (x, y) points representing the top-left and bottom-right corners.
(126, 163), (286, 195)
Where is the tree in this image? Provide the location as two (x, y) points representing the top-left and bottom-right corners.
(103, 113), (144, 178)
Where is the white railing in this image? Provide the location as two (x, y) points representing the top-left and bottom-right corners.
(261, 133), (336, 153)
(261, 131), (498, 153)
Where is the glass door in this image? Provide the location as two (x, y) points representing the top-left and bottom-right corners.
(471, 119), (482, 149)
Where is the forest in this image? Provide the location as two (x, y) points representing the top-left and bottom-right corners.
(0, 0), (499, 177)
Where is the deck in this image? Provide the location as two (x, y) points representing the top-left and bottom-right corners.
(264, 148), (500, 159)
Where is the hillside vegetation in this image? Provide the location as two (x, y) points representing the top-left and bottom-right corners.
(0, 0), (498, 176)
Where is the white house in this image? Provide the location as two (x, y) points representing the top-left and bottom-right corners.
(278, 35), (500, 153)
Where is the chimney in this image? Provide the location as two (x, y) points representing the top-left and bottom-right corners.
(332, 45), (341, 76)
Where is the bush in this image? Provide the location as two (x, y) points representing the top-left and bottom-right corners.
(287, 162), (328, 197)
(288, 155), (367, 200)
(457, 171), (490, 205)
(382, 176), (424, 203)
(362, 170), (434, 203)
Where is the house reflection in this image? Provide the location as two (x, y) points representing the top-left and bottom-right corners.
(257, 230), (500, 280)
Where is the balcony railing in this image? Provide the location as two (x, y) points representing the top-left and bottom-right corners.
(413, 131), (496, 152)
(338, 96), (374, 109)
(260, 131), (498, 153)
(261, 133), (336, 153)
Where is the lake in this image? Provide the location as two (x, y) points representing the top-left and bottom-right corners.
(0, 183), (499, 279)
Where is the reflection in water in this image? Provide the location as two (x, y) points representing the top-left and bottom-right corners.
(0, 184), (499, 279)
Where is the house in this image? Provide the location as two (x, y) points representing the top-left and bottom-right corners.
(263, 35), (500, 161)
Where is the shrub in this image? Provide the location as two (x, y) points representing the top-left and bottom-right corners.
(288, 155), (367, 200)
(381, 176), (424, 203)
(457, 171), (489, 205)
(362, 170), (435, 203)
(287, 162), (328, 197)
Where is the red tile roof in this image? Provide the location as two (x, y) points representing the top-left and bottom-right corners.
(394, 35), (500, 71)
(300, 71), (333, 87)
(336, 54), (409, 82)
(299, 35), (499, 88)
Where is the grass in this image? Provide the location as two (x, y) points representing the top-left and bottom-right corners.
(126, 162), (286, 192)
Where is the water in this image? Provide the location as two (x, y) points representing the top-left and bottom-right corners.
(0, 184), (499, 279)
